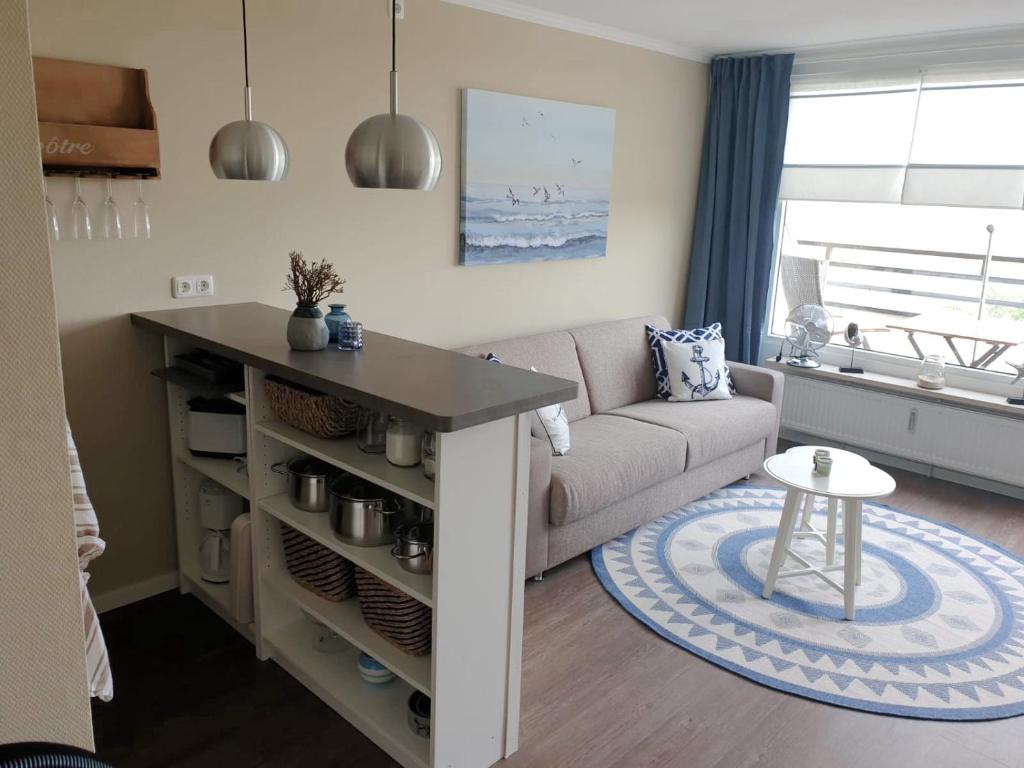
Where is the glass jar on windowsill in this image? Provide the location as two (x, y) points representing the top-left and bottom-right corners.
(917, 354), (946, 390)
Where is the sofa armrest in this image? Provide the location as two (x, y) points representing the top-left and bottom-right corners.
(526, 436), (552, 578)
(728, 362), (784, 457)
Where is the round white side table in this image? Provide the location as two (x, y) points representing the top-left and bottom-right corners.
(762, 448), (896, 620)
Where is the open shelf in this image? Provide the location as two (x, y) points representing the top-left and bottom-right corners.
(260, 493), (433, 607)
(255, 420), (435, 509)
(175, 451), (249, 499)
(264, 619), (429, 768)
(180, 563), (253, 642)
(262, 569), (432, 697)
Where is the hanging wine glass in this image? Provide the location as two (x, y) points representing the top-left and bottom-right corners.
(132, 177), (151, 239)
(71, 176), (92, 240)
(102, 176), (124, 239)
(44, 178), (60, 241)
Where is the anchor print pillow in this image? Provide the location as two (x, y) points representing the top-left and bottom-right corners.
(646, 323), (734, 400)
(662, 338), (733, 401)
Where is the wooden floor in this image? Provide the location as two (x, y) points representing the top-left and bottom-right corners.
(93, 461), (1024, 768)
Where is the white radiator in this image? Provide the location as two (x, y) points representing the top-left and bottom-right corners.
(781, 376), (1024, 488)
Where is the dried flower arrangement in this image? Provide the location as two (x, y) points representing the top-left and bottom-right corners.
(283, 251), (346, 307)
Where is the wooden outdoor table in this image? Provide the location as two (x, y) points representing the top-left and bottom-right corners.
(885, 315), (1024, 369)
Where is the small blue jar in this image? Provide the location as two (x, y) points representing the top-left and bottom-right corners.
(324, 304), (353, 343)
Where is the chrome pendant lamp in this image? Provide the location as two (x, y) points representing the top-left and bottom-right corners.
(209, 0), (289, 181)
(345, 0), (442, 190)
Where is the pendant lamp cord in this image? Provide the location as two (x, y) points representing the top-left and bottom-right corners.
(391, 0), (397, 74)
(242, 0), (250, 88)
(388, 0), (398, 114)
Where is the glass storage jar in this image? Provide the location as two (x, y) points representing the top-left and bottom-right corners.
(386, 418), (424, 467)
(917, 354), (946, 390)
(357, 411), (389, 454)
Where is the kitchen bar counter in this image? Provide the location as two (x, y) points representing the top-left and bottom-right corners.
(133, 301), (567, 767)
(131, 302), (576, 432)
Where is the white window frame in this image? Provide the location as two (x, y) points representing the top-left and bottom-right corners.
(761, 202), (1020, 398)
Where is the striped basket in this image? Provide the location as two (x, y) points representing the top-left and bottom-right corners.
(354, 568), (432, 656)
(264, 375), (363, 439)
(279, 522), (356, 602)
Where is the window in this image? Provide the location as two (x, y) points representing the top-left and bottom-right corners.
(769, 68), (1024, 376)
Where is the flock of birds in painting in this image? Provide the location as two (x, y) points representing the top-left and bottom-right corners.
(504, 110), (583, 207)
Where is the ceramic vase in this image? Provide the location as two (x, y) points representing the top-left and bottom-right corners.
(286, 304), (329, 351)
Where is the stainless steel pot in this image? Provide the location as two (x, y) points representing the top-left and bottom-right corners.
(391, 522), (433, 575)
(329, 474), (406, 547)
(272, 456), (335, 513)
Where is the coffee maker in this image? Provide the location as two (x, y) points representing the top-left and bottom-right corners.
(198, 480), (244, 583)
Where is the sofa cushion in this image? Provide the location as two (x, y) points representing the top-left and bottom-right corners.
(570, 315), (668, 413)
(549, 415), (687, 526)
(458, 331), (592, 422)
(608, 396), (776, 470)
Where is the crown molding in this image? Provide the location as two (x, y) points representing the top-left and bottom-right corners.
(439, 0), (711, 63)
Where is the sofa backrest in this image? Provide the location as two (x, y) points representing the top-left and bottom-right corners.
(458, 331), (593, 422)
(570, 315), (669, 413)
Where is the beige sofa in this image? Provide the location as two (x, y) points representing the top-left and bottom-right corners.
(460, 315), (784, 578)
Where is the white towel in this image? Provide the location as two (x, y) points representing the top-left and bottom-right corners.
(67, 422), (113, 702)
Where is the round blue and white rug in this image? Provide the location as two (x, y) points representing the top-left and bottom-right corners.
(592, 486), (1024, 720)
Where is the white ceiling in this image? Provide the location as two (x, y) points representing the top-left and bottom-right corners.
(445, 0), (1024, 61)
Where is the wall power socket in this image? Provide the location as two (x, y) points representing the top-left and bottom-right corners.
(172, 275), (214, 299)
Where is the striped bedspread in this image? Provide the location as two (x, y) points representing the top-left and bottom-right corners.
(67, 422), (113, 701)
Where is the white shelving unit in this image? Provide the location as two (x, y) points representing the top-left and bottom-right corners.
(259, 492), (433, 607)
(175, 450), (249, 499)
(255, 420), (435, 509)
(157, 333), (533, 768)
(262, 617), (430, 768)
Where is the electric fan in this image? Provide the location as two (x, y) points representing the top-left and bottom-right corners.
(784, 304), (833, 368)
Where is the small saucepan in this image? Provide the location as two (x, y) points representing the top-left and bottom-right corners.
(391, 522), (433, 575)
(272, 455), (336, 513)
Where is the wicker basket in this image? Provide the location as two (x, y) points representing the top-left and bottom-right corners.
(354, 568), (432, 655)
(279, 522), (356, 602)
(264, 375), (362, 439)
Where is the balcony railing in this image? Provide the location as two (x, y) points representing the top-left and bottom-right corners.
(795, 239), (1024, 318)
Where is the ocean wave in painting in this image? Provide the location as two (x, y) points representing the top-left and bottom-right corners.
(461, 183), (609, 265)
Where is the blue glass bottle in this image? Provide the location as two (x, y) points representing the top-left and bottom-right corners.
(324, 304), (352, 343)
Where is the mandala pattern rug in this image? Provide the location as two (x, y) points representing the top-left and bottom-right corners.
(591, 486), (1024, 719)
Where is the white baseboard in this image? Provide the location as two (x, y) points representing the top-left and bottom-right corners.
(91, 570), (179, 614)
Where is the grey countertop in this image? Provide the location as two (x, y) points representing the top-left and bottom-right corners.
(131, 302), (577, 432)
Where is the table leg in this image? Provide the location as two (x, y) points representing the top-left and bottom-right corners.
(826, 497), (838, 566)
(800, 492), (815, 531)
(943, 335), (967, 368)
(762, 489), (801, 600)
(843, 498), (862, 620)
(972, 343), (1009, 369)
(906, 331), (924, 360)
(852, 499), (863, 586)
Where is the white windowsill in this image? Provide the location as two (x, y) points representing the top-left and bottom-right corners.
(764, 358), (1024, 421)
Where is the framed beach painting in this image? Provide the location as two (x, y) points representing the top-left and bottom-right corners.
(460, 89), (616, 266)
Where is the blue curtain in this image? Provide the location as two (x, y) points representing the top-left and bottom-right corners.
(683, 54), (794, 364)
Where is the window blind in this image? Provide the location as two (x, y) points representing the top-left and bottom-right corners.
(780, 58), (1024, 209)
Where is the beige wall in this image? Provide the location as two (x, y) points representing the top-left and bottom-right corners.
(27, 0), (707, 596)
(0, 0), (93, 747)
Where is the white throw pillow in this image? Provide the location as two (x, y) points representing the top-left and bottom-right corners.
(662, 338), (733, 402)
(530, 367), (570, 455)
(484, 353), (570, 455)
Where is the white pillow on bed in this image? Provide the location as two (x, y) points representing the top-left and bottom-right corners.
(663, 338), (733, 402)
